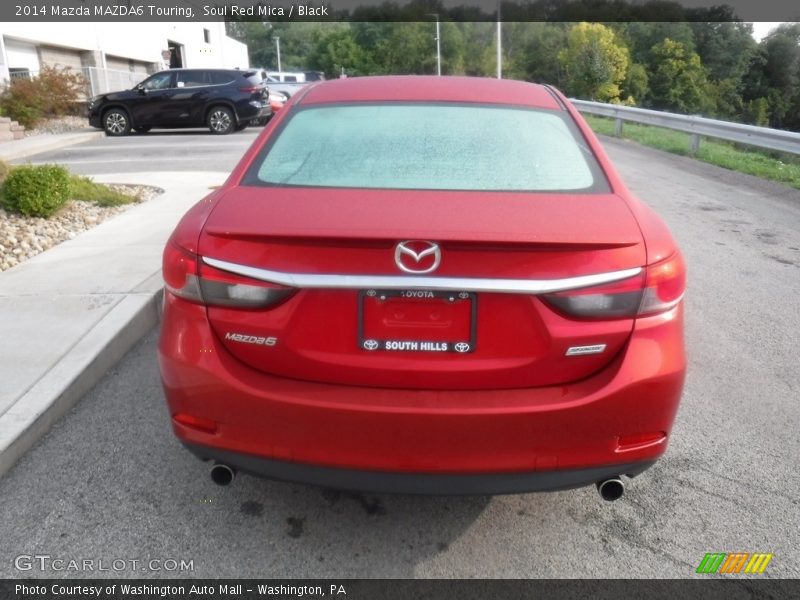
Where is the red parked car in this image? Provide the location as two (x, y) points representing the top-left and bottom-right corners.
(158, 76), (686, 500)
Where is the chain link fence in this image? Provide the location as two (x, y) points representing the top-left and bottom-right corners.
(7, 66), (146, 98)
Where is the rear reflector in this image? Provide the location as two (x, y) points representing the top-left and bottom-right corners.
(163, 240), (294, 309)
(173, 413), (218, 435)
(616, 432), (667, 452)
(542, 252), (685, 320)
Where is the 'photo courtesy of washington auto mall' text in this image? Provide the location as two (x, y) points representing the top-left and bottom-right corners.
(0, 0), (798, 598)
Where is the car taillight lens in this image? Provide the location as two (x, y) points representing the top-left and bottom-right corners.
(637, 251), (686, 316)
(163, 241), (202, 303)
(542, 252), (685, 320)
(239, 86), (261, 93)
(162, 241), (294, 309)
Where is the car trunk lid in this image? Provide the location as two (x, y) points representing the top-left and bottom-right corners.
(198, 186), (645, 389)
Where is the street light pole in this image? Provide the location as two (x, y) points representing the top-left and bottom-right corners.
(435, 17), (441, 76)
(426, 13), (442, 76)
(496, 2), (502, 79)
(275, 36), (282, 74)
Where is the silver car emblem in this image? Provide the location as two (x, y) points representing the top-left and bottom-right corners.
(394, 241), (441, 274)
(454, 342), (471, 353)
(363, 339), (379, 351)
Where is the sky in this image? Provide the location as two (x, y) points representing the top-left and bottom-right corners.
(750, 22), (784, 41)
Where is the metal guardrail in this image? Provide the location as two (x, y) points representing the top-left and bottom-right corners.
(571, 99), (800, 156)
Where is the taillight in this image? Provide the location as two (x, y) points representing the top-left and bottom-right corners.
(163, 241), (202, 303)
(162, 241), (294, 309)
(637, 251), (686, 316)
(542, 252), (685, 319)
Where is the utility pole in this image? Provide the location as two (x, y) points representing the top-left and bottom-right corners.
(275, 36), (282, 74)
(496, 1), (502, 79)
(426, 13), (442, 76)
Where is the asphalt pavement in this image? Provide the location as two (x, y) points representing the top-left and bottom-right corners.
(0, 134), (798, 578)
(11, 128), (262, 175)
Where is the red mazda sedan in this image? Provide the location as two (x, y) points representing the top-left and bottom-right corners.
(158, 76), (686, 500)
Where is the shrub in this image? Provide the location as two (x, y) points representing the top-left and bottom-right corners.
(1, 164), (71, 217)
(0, 65), (87, 128)
(0, 78), (44, 128)
(0, 161), (10, 183)
(37, 65), (88, 116)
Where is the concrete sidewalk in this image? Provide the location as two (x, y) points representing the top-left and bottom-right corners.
(0, 171), (228, 477)
(0, 130), (105, 162)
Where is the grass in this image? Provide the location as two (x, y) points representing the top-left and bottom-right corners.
(67, 174), (137, 207)
(583, 115), (800, 190)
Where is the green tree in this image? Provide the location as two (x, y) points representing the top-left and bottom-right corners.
(360, 23), (424, 74)
(309, 29), (368, 77)
(506, 23), (568, 86)
(226, 22), (345, 71)
(708, 78), (743, 120)
(616, 22), (695, 67)
(458, 22), (495, 76)
(647, 38), (710, 114)
(742, 98), (770, 126)
(741, 25), (800, 130)
(760, 24), (800, 129)
(621, 62), (648, 105)
(688, 21), (756, 83)
(559, 22), (630, 102)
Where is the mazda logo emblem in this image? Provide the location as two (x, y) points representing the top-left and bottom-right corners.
(394, 241), (441, 274)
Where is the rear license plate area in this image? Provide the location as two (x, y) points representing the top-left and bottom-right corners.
(358, 289), (476, 353)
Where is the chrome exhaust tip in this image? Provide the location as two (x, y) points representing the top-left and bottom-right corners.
(210, 463), (236, 486)
(596, 477), (625, 501)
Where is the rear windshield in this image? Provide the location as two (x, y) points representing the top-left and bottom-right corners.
(244, 103), (609, 193)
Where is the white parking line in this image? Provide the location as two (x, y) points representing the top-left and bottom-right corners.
(24, 157), (227, 165)
(63, 143), (254, 152)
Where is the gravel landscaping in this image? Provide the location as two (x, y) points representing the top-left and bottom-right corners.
(0, 183), (162, 272)
(2, 117), (161, 272)
(24, 115), (92, 137)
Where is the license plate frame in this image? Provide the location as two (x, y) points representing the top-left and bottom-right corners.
(357, 289), (477, 354)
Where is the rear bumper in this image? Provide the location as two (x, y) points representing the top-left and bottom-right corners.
(159, 294), (685, 492)
(186, 442), (655, 495)
(236, 101), (270, 122)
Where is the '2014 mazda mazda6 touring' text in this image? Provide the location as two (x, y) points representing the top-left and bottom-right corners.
(158, 76), (686, 500)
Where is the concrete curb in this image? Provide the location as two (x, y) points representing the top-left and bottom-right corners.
(0, 171), (226, 479)
(0, 291), (161, 477)
(0, 130), (105, 162)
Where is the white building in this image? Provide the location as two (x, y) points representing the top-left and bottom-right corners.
(0, 22), (249, 96)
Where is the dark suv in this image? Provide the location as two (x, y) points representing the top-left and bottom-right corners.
(88, 69), (270, 136)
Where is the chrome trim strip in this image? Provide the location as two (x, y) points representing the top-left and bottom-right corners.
(202, 257), (642, 295)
